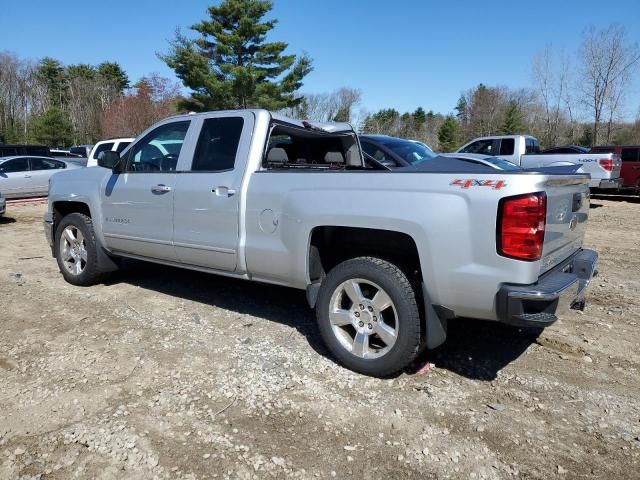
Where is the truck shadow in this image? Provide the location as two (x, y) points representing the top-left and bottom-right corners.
(0, 216), (17, 224)
(113, 260), (538, 381)
(591, 193), (640, 204)
(113, 260), (327, 356)
(417, 320), (541, 381)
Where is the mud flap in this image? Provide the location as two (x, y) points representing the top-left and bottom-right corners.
(422, 282), (449, 349)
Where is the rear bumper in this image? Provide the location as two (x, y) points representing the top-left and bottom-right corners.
(496, 249), (598, 328)
(590, 177), (623, 189)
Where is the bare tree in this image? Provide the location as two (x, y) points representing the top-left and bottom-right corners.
(578, 24), (640, 145)
(100, 74), (181, 138)
(281, 87), (361, 123)
(532, 46), (573, 146)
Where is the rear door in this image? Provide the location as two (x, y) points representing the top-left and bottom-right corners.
(100, 120), (192, 261)
(172, 112), (253, 271)
(29, 157), (66, 195)
(620, 147), (640, 188)
(0, 158), (32, 198)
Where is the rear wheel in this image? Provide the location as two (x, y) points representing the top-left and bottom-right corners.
(316, 257), (421, 377)
(55, 213), (104, 286)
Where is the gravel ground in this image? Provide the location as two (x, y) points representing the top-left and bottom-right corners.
(0, 197), (639, 479)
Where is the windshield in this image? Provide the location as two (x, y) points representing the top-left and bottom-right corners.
(384, 140), (436, 165)
(482, 156), (522, 170)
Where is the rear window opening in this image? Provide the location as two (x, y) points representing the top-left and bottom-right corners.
(263, 123), (365, 170)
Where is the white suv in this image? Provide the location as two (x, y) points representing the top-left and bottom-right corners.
(87, 138), (134, 167)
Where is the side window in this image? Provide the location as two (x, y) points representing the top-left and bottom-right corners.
(525, 138), (540, 154)
(125, 121), (190, 173)
(191, 117), (244, 171)
(116, 141), (131, 153)
(1, 158), (30, 173)
(31, 158), (65, 170)
(361, 142), (389, 162)
(499, 138), (515, 155)
(92, 142), (114, 160)
(461, 139), (497, 155)
(621, 148), (639, 162)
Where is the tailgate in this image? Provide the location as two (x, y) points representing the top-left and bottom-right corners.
(581, 153), (622, 179)
(540, 176), (590, 273)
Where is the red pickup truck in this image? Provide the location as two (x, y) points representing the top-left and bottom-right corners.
(590, 145), (640, 192)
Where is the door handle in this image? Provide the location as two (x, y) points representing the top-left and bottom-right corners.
(24, 174), (32, 178)
(151, 184), (172, 194)
(213, 186), (236, 197)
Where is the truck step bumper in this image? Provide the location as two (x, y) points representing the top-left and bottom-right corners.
(496, 249), (598, 328)
(591, 177), (624, 189)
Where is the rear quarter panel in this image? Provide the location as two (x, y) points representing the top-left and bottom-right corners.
(244, 170), (559, 320)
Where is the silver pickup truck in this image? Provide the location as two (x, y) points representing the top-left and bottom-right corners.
(44, 110), (598, 377)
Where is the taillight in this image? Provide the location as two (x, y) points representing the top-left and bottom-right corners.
(599, 159), (614, 172)
(497, 192), (547, 261)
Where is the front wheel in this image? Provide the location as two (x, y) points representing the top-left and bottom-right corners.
(316, 257), (421, 377)
(54, 213), (105, 286)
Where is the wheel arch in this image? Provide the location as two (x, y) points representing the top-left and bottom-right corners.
(307, 226), (422, 284)
(306, 225), (448, 350)
(52, 201), (119, 275)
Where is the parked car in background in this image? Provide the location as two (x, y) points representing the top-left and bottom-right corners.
(51, 149), (87, 167)
(0, 190), (5, 217)
(359, 134), (437, 167)
(541, 145), (590, 154)
(50, 149), (83, 158)
(589, 145), (640, 192)
(69, 145), (93, 158)
(87, 138), (134, 167)
(0, 156), (82, 198)
(44, 109), (597, 376)
(457, 135), (623, 189)
(0, 144), (50, 157)
(409, 139), (435, 154)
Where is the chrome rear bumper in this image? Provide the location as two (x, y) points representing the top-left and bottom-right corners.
(496, 249), (598, 327)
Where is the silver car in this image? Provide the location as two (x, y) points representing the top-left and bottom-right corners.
(0, 156), (82, 199)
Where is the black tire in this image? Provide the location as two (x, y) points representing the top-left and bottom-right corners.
(316, 256), (421, 377)
(54, 213), (105, 286)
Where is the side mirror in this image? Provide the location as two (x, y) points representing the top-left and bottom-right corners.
(98, 150), (121, 171)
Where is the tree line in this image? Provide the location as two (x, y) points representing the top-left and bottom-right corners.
(2, 0), (639, 152)
(0, 53), (181, 147)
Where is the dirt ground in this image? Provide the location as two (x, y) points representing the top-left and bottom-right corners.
(0, 196), (639, 480)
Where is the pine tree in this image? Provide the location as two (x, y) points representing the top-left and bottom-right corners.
(438, 115), (461, 152)
(161, 0), (312, 111)
(67, 64), (96, 80)
(413, 107), (426, 125)
(500, 101), (525, 134)
(97, 62), (130, 93)
(30, 107), (73, 147)
(37, 57), (66, 108)
(454, 95), (468, 121)
(578, 125), (594, 147)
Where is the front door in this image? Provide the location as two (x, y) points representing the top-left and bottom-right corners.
(100, 120), (192, 261)
(0, 157), (32, 198)
(173, 113), (252, 271)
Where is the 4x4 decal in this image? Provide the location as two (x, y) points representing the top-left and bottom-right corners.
(450, 179), (507, 190)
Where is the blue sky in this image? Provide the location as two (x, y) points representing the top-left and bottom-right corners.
(2, 0), (639, 117)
